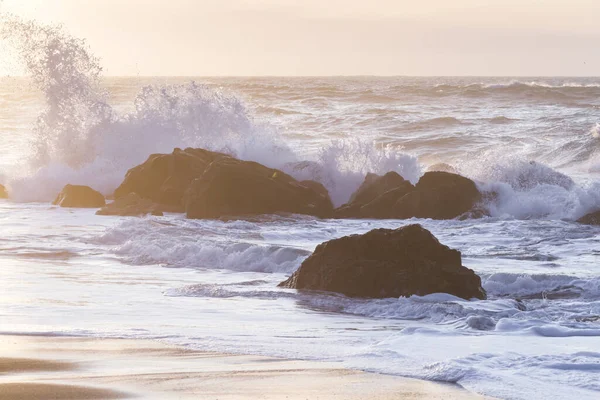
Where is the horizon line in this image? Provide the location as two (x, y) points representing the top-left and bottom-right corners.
(2, 74), (600, 79)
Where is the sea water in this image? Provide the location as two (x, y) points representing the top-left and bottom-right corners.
(1, 14), (600, 400)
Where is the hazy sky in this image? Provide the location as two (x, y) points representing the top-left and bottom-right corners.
(1, 0), (599, 76)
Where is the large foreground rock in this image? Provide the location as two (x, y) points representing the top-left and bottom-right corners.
(185, 157), (333, 219)
(96, 193), (163, 217)
(279, 224), (486, 300)
(114, 148), (229, 210)
(577, 210), (600, 225)
(53, 185), (105, 208)
(0, 184), (7, 199)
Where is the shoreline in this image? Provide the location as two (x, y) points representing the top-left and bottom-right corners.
(0, 334), (490, 399)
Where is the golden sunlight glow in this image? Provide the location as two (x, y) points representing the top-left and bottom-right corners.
(1, 0), (599, 76)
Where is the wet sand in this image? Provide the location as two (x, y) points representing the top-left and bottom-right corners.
(0, 335), (490, 399)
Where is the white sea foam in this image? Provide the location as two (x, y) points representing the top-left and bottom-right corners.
(483, 273), (600, 299)
(457, 155), (600, 220)
(95, 217), (308, 274)
(591, 123), (600, 139)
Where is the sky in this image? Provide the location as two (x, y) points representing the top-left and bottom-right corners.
(1, 0), (599, 76)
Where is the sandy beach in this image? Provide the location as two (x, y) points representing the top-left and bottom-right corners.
(0, 335), (489, 399)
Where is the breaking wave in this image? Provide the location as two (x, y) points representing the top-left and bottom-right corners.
(459, 154), (600, 220)
(0, 14), (418, 206)
(1, 14), (599, 219)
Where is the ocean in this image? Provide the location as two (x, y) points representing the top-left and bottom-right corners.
(1, 17), (600, 400)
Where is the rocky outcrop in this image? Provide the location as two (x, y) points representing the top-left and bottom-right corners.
(577, 210), (600, 225)
(52, 185), (105, 208)
(279, 224), (486, 300)
(114, 148), (483, 221)
(185, 157), (334, 219)
(0, 184), (7, 199)
(350, 172), (410, 205)
(114, 148), (229, 211)
(334, 172), (414, 218)
(393, 172), (481, 219)
(96, 193), (163, 217)
(114, 148), (334, 219)
(334, 171), (481, 220)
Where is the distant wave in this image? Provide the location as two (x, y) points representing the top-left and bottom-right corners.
(487, 116), (516, 124)
(387, 81), (600, 101)
(254, 105), (302, 116)
(402, 116), (468, 131)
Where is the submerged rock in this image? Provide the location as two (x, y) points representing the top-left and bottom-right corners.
(114, 148), (229, 211)
(279, 224), (486, 300)
(577, 210), (600, 226)
(0, 184), (7, 199)
(185, 157), (333, 219)
(52, 184), (105, 208)
(96, 193), (164, 217)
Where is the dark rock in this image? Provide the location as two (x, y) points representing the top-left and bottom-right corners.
(332, 203), (363, 219)
(185, 157), (334, 219)
(114, 148), (229, 210)
(457, 190), (496, 220)
(393, 172), (481, 219)
(279, 224), (486, 300)
(457, 207), (490, 220)
(299, 180), (333, 205)
(350, 172), (411, 205)
(333, 172), (414, 218)
(96, 193), (164, 217)
(283, 161), (327, 182)
(360, 186), (415, 218)
(577, 210), (600, 225)
(113, 147), (334, 219)
(333, 171), (481, 220)
(52, 185), (105, 208)
(0, 184), (7, 199)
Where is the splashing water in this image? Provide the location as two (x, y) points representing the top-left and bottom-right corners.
(315, 139), (420, 206)
(0, 14), (419, 204)
(0, 14), (111, 169)
(591, 123), (600, 139)
(1, 14), (598, 217)
(460, 152), (600, 220)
